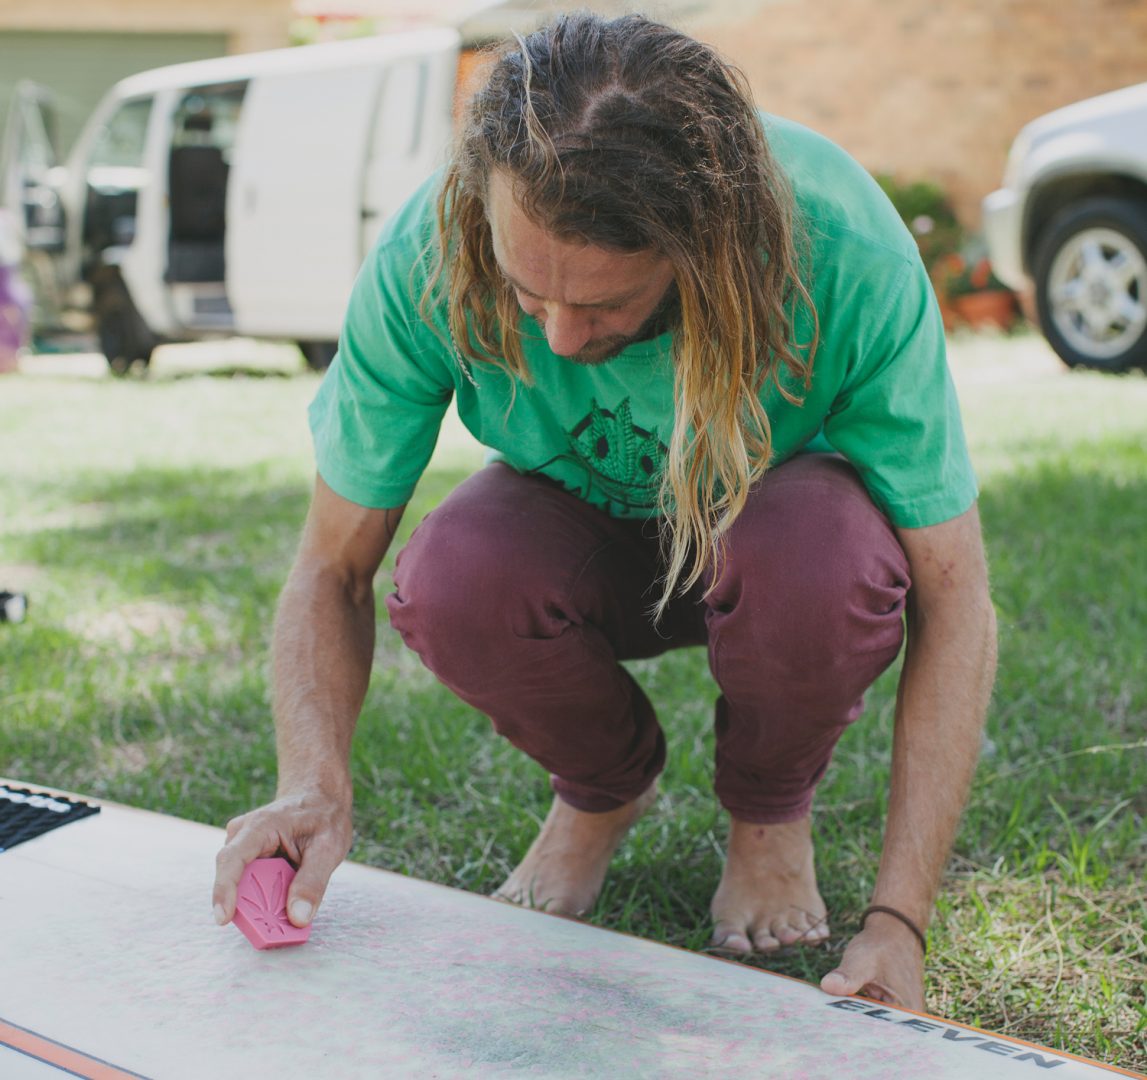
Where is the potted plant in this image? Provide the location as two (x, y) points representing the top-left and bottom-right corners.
(874, 174), (1021, 331)
(932, 249), (1019, 331)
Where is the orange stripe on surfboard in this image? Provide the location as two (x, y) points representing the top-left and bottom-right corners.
(0, 1018), (149, 1079)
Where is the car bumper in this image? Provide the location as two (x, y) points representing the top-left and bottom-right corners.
(982, 188), (1027, 291)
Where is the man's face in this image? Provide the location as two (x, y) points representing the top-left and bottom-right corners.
(486, 171), (677, 365)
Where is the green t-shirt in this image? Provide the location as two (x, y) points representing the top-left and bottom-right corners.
(309, 116), (977, 528)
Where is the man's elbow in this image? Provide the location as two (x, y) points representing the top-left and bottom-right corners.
(285, 551), (377, 612)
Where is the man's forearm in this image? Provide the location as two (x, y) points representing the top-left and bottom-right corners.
(871, 586), (998, 929)
(211, 488), (403, 926)
(270, 559), (379, 802)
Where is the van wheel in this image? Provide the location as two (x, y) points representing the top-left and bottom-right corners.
(95, 277), (156, 376)
(298, 340), (338, 371)
(1033, 196), (1147, 372)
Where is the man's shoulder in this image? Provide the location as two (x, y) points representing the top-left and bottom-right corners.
(762, 114), (917, 265)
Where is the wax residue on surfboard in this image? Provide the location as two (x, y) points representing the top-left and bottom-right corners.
(4, 788), (1131, 1078)
(232, 858), (311, 950)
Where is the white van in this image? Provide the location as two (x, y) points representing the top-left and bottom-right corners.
(0, 29), (460, 372)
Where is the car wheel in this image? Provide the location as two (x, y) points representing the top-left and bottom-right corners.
(297, 340), (338, 372)
(95, 277), (156, 376)
(1033, 196), (1147, 372)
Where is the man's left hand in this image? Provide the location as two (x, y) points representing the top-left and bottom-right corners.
(819, 920), (925, 1011)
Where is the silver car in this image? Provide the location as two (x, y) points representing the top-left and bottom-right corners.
(983, 82), (1147, 372)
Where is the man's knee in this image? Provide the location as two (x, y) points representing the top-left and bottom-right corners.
(388, 510), (556, 663)
(385, 467), (611, 673)
(707, 455), (910, 692)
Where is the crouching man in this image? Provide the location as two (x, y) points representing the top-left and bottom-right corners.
(214, 12), (997, 1009)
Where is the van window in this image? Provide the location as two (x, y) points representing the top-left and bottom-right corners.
(171, 83), (245, 157)
(167, 82), (247, 286)
(83, 95), (153, 257)
(88, 97), (152, 170)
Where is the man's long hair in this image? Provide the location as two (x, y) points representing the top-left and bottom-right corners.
(425, 12), (817, 617)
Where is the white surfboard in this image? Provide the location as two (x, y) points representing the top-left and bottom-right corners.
(0, 781), (1139, 1079)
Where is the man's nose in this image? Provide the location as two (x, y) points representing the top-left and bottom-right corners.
(542, 304), (594, 357)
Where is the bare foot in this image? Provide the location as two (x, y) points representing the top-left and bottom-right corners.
(492, 785), (657, 916)
(709, 814), (829, 953)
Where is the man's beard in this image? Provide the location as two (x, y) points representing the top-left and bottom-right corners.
(553, 285), (681, 366)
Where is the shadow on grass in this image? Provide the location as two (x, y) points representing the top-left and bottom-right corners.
(158, 366), (299, 382)
(973, 439), (1147, 837)
(979, 438), (1147, 637)
(10, 466), (311, 607)
(7, 464), (477, 604)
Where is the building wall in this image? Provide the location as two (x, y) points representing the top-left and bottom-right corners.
(0, 1), (294, 154)
(688, 0), (1147, 227)
(0, 0), (292, 54)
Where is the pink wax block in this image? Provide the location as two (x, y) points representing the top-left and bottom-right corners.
(232, 857), (312, 950)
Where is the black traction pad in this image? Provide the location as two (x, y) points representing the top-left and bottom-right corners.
(0, 783), (100, 852)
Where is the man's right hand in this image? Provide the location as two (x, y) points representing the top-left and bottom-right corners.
(212, 787), (353, 928)
(212, 481), (400, 930)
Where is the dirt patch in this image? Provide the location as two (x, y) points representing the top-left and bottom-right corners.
(68, 600), (190, 651)
(103, 734), (181, 776)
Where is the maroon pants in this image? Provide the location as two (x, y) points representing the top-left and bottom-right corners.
(385, 456), (910, 823)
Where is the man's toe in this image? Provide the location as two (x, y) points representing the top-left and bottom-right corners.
(749, 925), (782, 952)
(710, 921), (754, 954)
(769, 909), (829, 947)
(802, 919), (830, 944)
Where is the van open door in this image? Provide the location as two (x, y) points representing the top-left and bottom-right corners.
(225, 30), (459, 345)
(0, 81), (64, 250)
(0, 81), (67, 328)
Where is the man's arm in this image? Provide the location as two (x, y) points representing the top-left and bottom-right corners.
(821, 503), (998, 1008)
(212, 475), (405, 928)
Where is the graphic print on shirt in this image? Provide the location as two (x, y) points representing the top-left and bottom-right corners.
(528, 398), (667, 515)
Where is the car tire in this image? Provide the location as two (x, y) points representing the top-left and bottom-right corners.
(1032, 196), (1147, 372)
(297, 340), (338, 372)
(95, 275), (156, 376)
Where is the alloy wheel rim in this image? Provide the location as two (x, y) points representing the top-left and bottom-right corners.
(1047, 226), (1147, 361)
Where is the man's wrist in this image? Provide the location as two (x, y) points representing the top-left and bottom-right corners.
(276, 767), (353, 807)
(861, 905), (929, 955)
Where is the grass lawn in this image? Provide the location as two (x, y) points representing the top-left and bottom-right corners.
(2, 331), (1145, 1069)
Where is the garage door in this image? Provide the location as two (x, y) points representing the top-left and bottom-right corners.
(0, 31), (229, 160)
